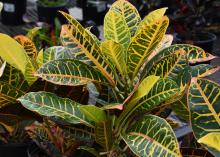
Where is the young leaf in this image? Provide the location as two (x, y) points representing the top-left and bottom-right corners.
(188, 78), (220, 139)
(79, 105), (107, 123)
(122, 115), (181, 157)
(0, 34), (28, 74)
(59, 12), (116, 86)
(35, 59), (109, 86)
(104, 9), (131, 50)
(127, 16), (169, 80)
(18, 92), (94, 127)
(14, 35), (38, 59)
(101, 40), (126, 77)
(198, 133), (220, 152)
(110, 0), (141, 37)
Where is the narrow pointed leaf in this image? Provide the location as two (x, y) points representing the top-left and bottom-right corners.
(122, 115), (181, 157)
(0, 82), (25, 108)
(36, 49), (43, 67)
(127, 16), (169, 80)
(191, 64), (220, 78)
(36, 59), (109, 86)
(110, 0), (141, 37)
(95, 120), (113, 151)
(104, 10), (131, 50)
(18, 92), (94, 127)
(79, 105), (107, 123)
(59, 13), (115, 86)
(14, 35), (38, 59)
(0, 34), (27, 74)
(24, 58), (38, 85)
(188, 78), (220, 139)
(26, 27), (41, 40)
(101, 40), (126, 76)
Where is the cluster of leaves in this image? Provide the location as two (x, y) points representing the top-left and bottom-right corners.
(0, 0), (219, 156)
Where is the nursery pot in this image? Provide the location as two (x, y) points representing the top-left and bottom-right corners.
(82, 0), (107, 25)
(0, 143), (28, 157)
(176, 32), (217, 53)
(0, 0), (26, 25)
(37, 1), (68, 25)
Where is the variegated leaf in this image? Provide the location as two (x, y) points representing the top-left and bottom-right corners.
(0, 82), (25, 108)
(104, 9), (131, 50)
(101, 40), (126, 77)
(95, 120), (113, 151)
(117, 78), (179, 132)
(122, 115), (181, 157)
(59, 13), (115, 86)
(35, 59), (109, 86)
(188, 78), (220, 156)
(136, 7), (167, 35)
(14, 35), (38, 59)
(18, 92), (94, 127)
(24, 58), (38, 85)
(110, 0), (141, 37)
(127, 16), (169, 80)
(191, 64), (220, 78)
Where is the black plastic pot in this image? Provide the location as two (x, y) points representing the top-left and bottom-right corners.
(82, 0), (107, 25)
(0, 143), (28, 157)
(176, 32), (217, 52)
(1, 0), (26, 25)
(37, 2), (68, 25)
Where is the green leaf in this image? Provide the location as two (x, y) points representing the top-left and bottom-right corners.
(0, 82), (25, 108)
(79, 105), (107, 123)
(104, 9), (131, 50)
(0, 34), (28, 74)
(129, 75), (160, 106)
(18, 92), (94, 127)
(127, 16), (169, 80)
(122, 115), (181, 157)
(136, 7), (167, 34)
(198, 133), (220, 152)
(26, 27), (41, 40)
(171, 93), (189, 121)
(24, 58), (38, 85)
(35, 59), (109, 86)
(59, 13), (116, 86)
(36, 49), (44, 67)
(191, 64), (220, 78)
(101, 40), (126, 77)
(110, 0), (141, 37)
(95, 120), (113, 151)
(188, 78), (220, 140)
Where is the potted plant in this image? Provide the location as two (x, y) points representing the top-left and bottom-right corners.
(0, 0), (220, 156)
(170, 0), (217, 52)
(0, 0), (26, 25)
(36, 0), (69, 25)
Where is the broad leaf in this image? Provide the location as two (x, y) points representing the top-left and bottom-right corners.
(59, 12), (116, 86)
(36, 59), (109, 86)
(0, 82), (25, 108)
(127, 16), (169, 80)
(171, 93), (189, 121)
(104, 9), (131, 50)
(198, 133), (220, 152)
(122, 115), (181, 157)
(101, 40), (126, 77)
(79, 105), (107, 123)
(191, 64), (220, 78)
(95, 120), (113, 151)
(110, 0), (141, 37)
(0, 34), (28, 74)
(14, 35), (38, 59)
(24, 58), (38, 85)
(188, 78), (220, 139)
(137, 7), (167, 34)
(18, 92), (94, 127)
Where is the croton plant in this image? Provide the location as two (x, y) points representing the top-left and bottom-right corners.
(0, 0), (219, 157)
